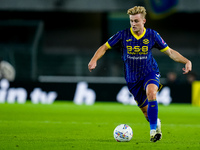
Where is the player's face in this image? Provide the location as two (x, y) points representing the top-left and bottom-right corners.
(129, 14), (146, 34)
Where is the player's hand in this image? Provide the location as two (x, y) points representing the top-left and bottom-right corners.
(88, 60), (97, 72)
(182, 61), (192, 74)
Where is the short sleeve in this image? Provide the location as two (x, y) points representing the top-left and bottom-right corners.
(154, 31), (169, 52)
(106, 31), (122, 49)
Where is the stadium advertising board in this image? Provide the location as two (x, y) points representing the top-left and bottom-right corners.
(0, 79), (192, 105)
(192, 81), (200, 106)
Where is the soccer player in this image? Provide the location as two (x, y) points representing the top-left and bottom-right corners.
(88, 6), (192, 142)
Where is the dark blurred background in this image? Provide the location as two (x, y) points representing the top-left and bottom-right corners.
(0, 0), (199, 83)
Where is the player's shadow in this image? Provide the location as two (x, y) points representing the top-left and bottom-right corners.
(94, 139), (115, 142)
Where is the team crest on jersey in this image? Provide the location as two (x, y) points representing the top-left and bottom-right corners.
(143, 39), (149, 44)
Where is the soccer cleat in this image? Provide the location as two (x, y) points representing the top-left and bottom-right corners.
(150, 119), (162, 142)
(150, 130), (161, 142)
(156, 118), (162, 141)
(150, 129), (157, 142)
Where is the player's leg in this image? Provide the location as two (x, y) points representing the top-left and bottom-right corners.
(146, 83), (162, 142)
(143, 71), (163, 142)
(127, 82), (149, 121)
(140, 105), (149, 121)
(139, 84), (158, 131)
(127, 80), (161, 142)
(146, 83), (158, 131)
(140, 104), (162, 141)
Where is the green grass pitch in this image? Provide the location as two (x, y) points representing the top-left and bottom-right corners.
(0, 102), (200, 150)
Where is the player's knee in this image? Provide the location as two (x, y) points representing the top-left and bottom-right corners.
(147, 90), (157, 100)
(146, 84), (158, 100)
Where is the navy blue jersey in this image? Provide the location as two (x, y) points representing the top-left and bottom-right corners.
(106, 27), (169, 83)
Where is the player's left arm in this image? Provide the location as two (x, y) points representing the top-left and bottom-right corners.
(163, 48), (192, 74)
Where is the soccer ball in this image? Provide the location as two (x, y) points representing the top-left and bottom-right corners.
(113, 124), (133, 142)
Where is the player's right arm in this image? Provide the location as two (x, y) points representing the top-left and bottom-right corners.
(88, 43), (109, 72)
(88, 31), (122, 72)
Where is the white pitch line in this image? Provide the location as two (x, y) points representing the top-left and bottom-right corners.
(163, 123), (200, 128)
(0, 120), (200, 128)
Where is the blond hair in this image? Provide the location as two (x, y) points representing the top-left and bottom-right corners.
(127, 6), (147, 19)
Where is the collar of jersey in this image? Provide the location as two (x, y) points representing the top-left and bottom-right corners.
(130, 27), (146, 40)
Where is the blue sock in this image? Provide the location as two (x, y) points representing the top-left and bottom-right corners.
(147, 100), (158, 130)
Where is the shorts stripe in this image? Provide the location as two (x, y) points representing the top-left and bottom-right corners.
(144, 79), (160, 90)
(139, 97), (148, 108)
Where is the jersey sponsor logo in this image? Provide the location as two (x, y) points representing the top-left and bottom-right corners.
(143, 39), (149, 44)
(127, 46), (148, 55)
(127, 55), (147, 60)
(126, 39), (132, 42)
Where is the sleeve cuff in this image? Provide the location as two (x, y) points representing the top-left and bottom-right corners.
(106, 42), (112, 49)
(160, 46), (169, 52)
